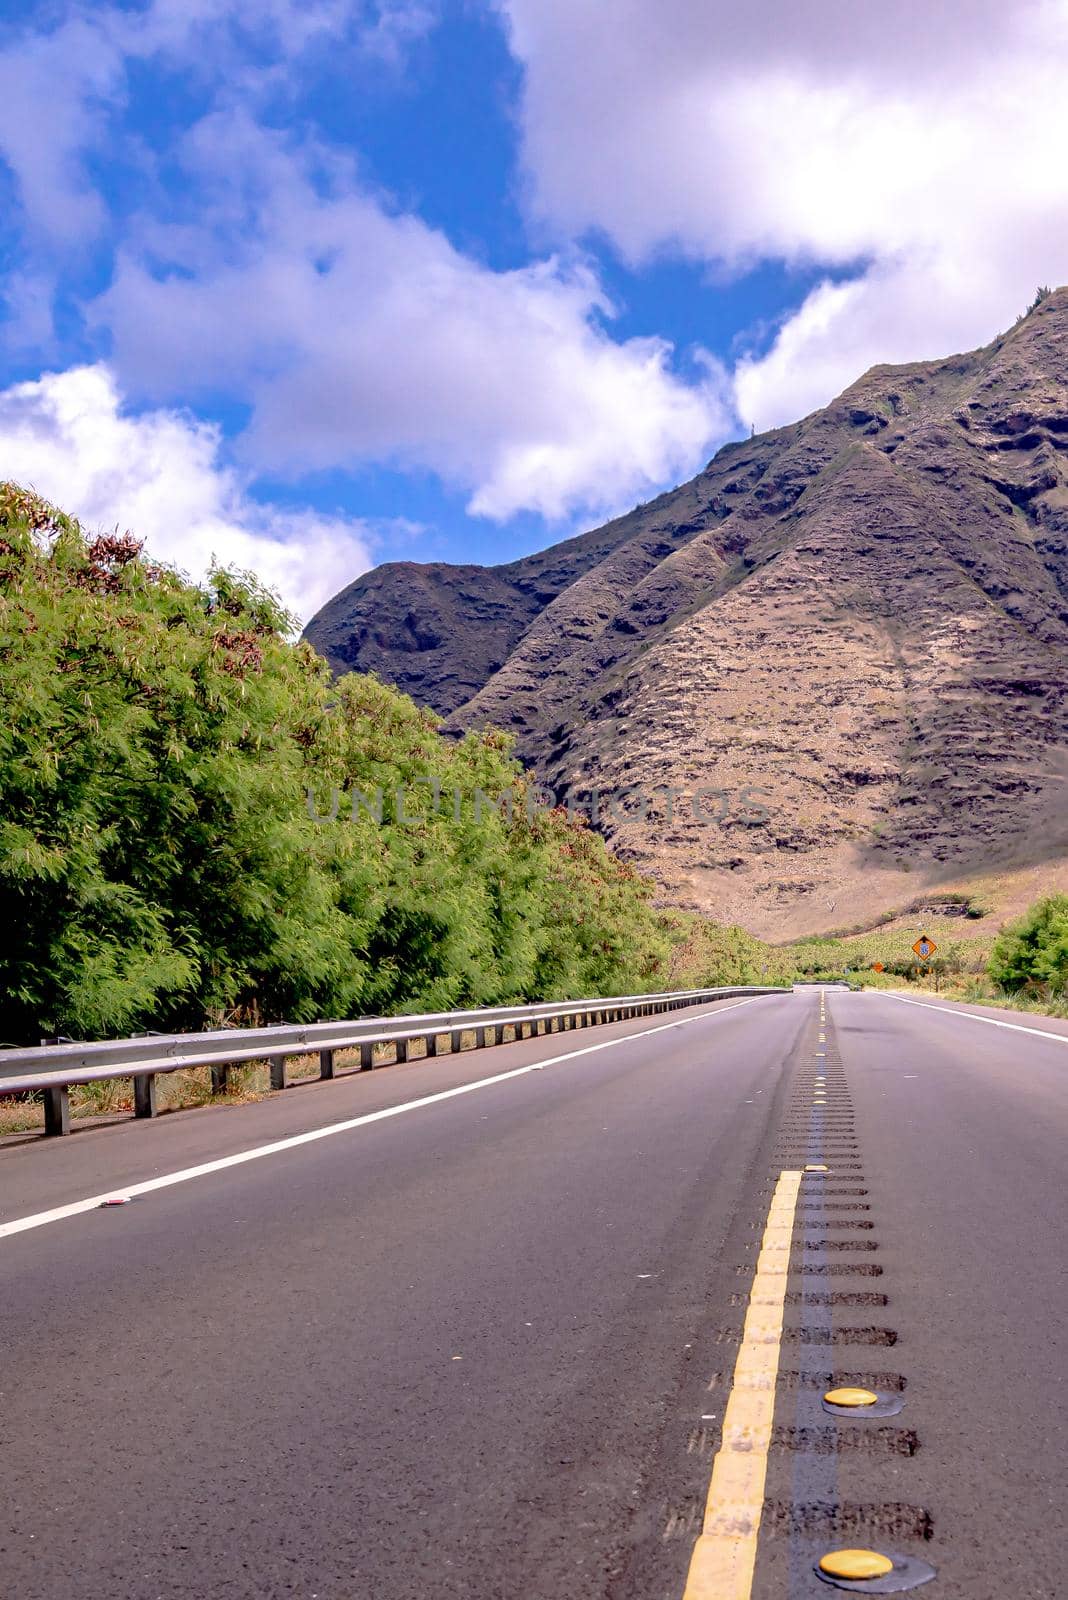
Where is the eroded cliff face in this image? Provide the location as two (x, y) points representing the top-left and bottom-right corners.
(304, 291), (1068, 936)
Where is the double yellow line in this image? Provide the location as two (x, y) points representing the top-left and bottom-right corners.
(682, 1167), (803, 1599)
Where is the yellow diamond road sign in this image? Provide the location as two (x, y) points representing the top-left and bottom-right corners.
(913, 934), (937, 960)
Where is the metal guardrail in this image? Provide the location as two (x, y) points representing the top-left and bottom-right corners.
(0, 986), (785, 1136)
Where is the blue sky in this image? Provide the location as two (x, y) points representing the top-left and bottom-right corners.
(0, 0), (1064, 619)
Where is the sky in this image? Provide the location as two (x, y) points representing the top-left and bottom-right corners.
(0, 0), (1066, 623)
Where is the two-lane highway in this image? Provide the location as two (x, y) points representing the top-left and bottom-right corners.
(1, 990), (1066, 1599)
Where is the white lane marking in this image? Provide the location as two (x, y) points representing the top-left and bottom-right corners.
(882, 993), (1068, 1045)
(1, 998), (771, 1241)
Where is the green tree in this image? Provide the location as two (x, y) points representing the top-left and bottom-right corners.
(988, 895), (1068, 998)
(0, 483), (715, 1043)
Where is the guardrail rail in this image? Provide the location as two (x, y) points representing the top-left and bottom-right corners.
(0, 985), (786, 1136)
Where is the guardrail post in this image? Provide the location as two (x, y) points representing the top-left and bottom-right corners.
(133, 1073), (157, 1119)
(270, 1056), (287, 1091)
(450, 1029), (462, 1053)
(395, 1038), (408, 1063)
(360, 1042), (374, 1071)
(319, 1048), (335, 1081)
(211, 1063), (230, 1096)
(43, 1084), (70, 1137)
(476, 1026), (487, 1048)
(426, 1033), (438, 1057)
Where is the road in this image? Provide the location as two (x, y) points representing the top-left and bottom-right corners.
(1, 989), (1067, 1600)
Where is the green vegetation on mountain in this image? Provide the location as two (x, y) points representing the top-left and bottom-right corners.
(0, 485), (778, 1045)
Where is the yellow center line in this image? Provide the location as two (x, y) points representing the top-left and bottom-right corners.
(681, 1167), (802, 1600)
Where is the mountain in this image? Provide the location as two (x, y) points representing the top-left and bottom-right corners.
(304, 289), (1068, 937)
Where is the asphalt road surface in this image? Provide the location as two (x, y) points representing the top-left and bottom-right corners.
(2, 989), (1067, 1600)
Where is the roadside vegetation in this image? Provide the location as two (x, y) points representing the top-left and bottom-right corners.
(0, 484), (782, 1069)
(785, 893), (1068, 1016)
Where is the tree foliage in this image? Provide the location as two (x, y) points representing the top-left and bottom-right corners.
(988, 895), (1068, 998)
(2, 484), (743, 1043)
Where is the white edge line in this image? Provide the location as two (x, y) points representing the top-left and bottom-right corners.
(1, 996), (772, 1240)
(881, 992), (1068, 1044)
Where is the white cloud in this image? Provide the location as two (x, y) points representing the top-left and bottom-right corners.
(94, 113), (731, 524)
(0, 0), (426, 245)
(0, 16), (124, 241)
(496, 0), (1068, 426)
(0, 365), (374, 623)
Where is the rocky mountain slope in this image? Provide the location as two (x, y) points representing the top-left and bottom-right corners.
(305, 290), (1068, 937)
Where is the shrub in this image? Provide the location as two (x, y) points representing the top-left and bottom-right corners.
(988, 895), (1068, 998)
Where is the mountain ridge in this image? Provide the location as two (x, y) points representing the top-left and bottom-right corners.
(304, 290), (1068, 936)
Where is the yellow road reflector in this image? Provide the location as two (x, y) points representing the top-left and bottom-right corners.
(804, 1163), (829, 1172)
(823, 1386), (878, 1407)
(818, 1549), (894, 1580)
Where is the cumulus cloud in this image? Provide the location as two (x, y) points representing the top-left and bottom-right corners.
(2, 1), (731, 561)
(0, 365), (375, 622)
(94, 114), (731, 524)
(497, 0), (1068, 426)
